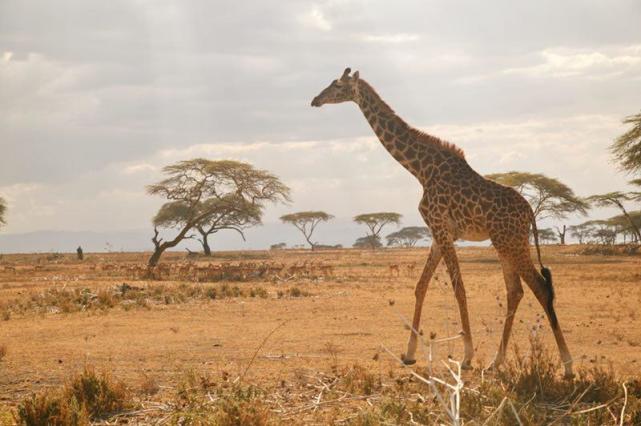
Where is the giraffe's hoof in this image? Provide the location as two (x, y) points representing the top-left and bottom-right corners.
(484, 363), (498, 373)
(563, 371), (575, 380)
(401, 354), (416, 365)
(461, 361), (473, 370)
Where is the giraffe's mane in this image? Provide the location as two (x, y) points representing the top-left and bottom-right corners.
(411, 129), (466, 159)
(359, 79), (466, 160)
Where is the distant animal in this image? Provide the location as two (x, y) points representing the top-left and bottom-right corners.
(311, 68), (573, 377)
(2, 265), (16, 274)
(405, 262), (416, 276)
(388, 264), (400, 277)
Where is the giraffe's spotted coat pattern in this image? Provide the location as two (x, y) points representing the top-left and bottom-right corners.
(311, 68), (573, 377)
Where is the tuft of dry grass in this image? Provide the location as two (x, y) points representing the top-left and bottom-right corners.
(277, 287), (312, 298)
(171, 370), (271, 426)
(15, 367), (132, 425)
(138, 373), (160, 396)
(458, 335), (641, 424)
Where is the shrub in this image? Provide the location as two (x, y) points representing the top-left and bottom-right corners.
(16, 368), (131, 425)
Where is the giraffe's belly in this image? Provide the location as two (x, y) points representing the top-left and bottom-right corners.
(446, 216), (490, 241)
(460, 229), (490, 242)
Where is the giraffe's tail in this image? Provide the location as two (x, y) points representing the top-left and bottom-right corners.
(531, 213), (558, 328)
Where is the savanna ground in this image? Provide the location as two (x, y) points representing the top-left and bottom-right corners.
(0, 245), (640, 424)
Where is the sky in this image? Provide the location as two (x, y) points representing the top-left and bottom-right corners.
(1, 1), (640, 249)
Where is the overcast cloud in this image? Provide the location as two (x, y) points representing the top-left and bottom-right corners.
(1, 1), (640, 248)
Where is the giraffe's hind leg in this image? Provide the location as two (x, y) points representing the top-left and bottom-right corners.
(487, 253), (523, 370)
(514, 243), (574, 378)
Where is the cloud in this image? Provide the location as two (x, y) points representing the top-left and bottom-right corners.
(122, 163), (158, 175)
(1, 1), (640, 244)
(299, 5), (332, 31)
(502, 46), (641, 79)
(357, 33), (420, 44)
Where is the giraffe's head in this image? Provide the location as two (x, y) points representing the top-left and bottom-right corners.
(311, 67), (360, 107)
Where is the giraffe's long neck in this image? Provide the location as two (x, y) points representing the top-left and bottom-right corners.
(355, 80), (425, 180)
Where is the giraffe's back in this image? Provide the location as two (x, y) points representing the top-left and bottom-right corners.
(420, 158), (533, 243)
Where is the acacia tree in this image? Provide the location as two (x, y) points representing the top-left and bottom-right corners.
(354, 212), (402, 249)
(578, 220), (620, 245)
(353, 235), (382, 249)
(607, 211), (641, 243)
(279, 211), (334, 250)
(538, 228), (558, 244)
(587, 192), (641, 241)
(569, 223), (591, 244)
(486, 172), (589, 236)
(0, 197), (6, 229)
(586, 220), (619, 245)
(611, 112), (641, 175)
(386, 226), (431, 247)
(147, 159), (290, 266)
(154, 197), (262, 256)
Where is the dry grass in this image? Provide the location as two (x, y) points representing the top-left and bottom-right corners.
(0, 282), (272, 318)
(0, 246), (640, 424)
(15, 368), (131, 425)
(578, 244), (640, 256)
(10, 337), (640, 424)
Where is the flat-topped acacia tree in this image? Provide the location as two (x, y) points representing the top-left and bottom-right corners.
(587, 192), (641, 242)
(279, 211), (334, 250)
(354, 212), (402, 249)
(486, 172), (589, 221)
(353, 235), (382, 249)
(386, 226), (431, 247)
(538, 228), (558, 244)
(569, 223), (591, 244)
(147, 159), (290, 266)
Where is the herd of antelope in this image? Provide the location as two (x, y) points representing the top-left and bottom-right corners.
(0, 259), (419, 281)
(388, 262), (417, 277)
(89, 260), (337, 282)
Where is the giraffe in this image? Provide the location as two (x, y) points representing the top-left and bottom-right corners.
(311, 68), (574, 378)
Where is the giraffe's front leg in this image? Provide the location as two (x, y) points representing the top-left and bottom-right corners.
(439, 241), (474, 369)
(403, 245), (442, 364)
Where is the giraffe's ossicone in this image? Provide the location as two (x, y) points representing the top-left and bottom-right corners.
(311, 67), (574, 378)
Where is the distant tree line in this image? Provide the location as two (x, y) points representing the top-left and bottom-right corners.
(2, 110), (640, 262)
(142, 106), (639, 265)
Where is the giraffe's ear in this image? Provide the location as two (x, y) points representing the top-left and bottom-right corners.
(352, 70), (359, 81)
(340, 67), (351, 81)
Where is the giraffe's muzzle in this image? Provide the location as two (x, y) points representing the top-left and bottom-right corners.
(311, 97), (322, 107)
